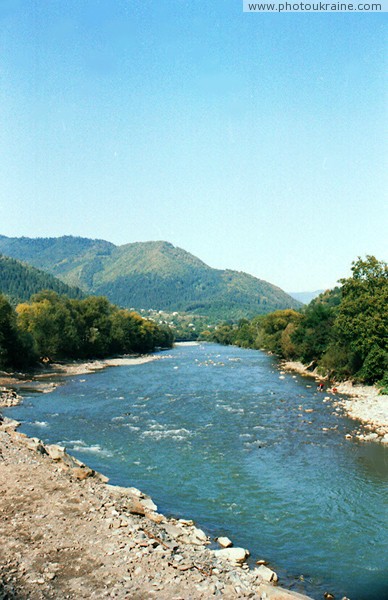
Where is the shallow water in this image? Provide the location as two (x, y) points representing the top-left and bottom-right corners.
(5, 343), (388, 600)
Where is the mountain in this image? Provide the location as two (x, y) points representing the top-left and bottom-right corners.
(0, 254), (85, 305)
(0, 235), (301, 320)
(288, 290), (325, 305)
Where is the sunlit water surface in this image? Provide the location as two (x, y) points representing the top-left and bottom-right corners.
(5, 344), (388, 600)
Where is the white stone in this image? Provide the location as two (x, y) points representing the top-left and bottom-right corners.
(254, 564), (278, 583)
(217, 536), (233, 548)
(213, 547), (249, 563)
(46, 444), (66, 460)
(141, 497), (157, 512)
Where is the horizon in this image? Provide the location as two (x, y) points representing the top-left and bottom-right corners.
(1, 1), (386, 291)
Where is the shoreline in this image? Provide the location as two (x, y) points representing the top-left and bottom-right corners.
(0, 348), (317, 599)
(0, 353), (165, 408)
(0, 417), (313, 600)
(280, 360), (388, 442)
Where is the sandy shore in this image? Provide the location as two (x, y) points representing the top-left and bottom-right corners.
(0, 418), (314, 600)
(281, 360), (388, 442)
(0, 354), (166, 409)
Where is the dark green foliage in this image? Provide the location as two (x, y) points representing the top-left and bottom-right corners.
(332, 256), (388, 383)
(0, 236), (301, 321)
(290, 288), (341, 363)
(0, 294), (36, 369)
(16, 292), (173, 362)
(206, 257), (387, 386)
(0, 291), (172, 370)
(0, 254), (84, 305)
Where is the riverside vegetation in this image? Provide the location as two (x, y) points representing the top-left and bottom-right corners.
(204, 257), (388, 389)
(0, 291), (173, 371)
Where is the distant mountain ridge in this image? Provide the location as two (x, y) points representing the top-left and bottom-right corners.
(0, 235), (301, 320)
(0, 254), (84, 305)
(288, 290), (325, 305)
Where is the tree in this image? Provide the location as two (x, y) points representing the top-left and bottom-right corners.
(332, 256), (388, 382)
(0, 294), (35, 369)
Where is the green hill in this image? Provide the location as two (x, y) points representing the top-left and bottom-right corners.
(0, 235), (301, 320)
(0, 254), (85, 305)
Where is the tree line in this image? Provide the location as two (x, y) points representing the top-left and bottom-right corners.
(202, 257), (387, 387)
(0, 291), (173, 371)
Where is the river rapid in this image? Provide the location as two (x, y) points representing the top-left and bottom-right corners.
(5, 343), (388, 600)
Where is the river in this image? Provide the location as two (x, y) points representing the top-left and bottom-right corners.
(4, 343), (388, 600)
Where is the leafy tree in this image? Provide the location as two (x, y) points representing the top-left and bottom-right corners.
(0, 294), (35, 369)
(291, 289), (340, 363)
(332, 256), (388, 382)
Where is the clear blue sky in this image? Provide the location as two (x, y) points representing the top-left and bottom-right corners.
(1, 0), (387, 291)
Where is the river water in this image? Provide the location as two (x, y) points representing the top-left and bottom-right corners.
(4, 343), (388, 600)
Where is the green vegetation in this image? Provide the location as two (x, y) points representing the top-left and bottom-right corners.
(0, 254), (84, 305)
(0, 236), (301, 321)
(204, 257), (387, 386)
(0, 291), (173, 371)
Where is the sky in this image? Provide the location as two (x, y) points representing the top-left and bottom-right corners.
(1, 0), (387, 292)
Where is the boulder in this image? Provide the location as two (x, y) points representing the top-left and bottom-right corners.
(217, 536), (233, 548)
(0, 417), (20, 431)
(213, 547), (250, 564)
(146, 511), (165, 524)
(254, 564), (278, 583)
(191, 526), (208, 543)
(71, 466), (94, 480)
(93, 470), (109, 483)
(141, 497), (157, 512)
(46, 444), (67, 461)
(25, 437), (47, 455)
(259, 583), (312, 599)
(126, 499), (146, 516)
(163, 523), (184, 539)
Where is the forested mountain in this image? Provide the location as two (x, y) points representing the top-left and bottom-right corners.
(0, 235), (301, 320)
(0, 254), (84, 305)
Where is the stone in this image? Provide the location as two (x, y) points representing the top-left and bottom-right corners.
(213, 547), (250, 564)
(363, 433), (378, 441)
(46, 444), (67, 461)
(25, 437), (47, 455)
(380, 434), (388, 444)
(1, 418), (20, 431)
(141, 497), (157, 512)
(259, 583), (312, 599)
(163, 523), (184, 539)
(217, 536), (233, 548)
(146, 512), (165, 524)
(178, 519), (194, 526)
(71, 467), (94, 480)
(191, 526), (208, 543)
(94, 471), (110, 483)
(127, 500), (146, 516)
(254, 564), (278, 583)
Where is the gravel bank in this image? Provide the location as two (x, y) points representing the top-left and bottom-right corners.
(281, 361), (388, 442)
(0, 418), (314, 600)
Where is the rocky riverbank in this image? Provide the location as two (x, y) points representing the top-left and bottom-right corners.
(0, 354), (166, 410)
(0, 417), (316, 600)
(281, 361), (388, 443)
